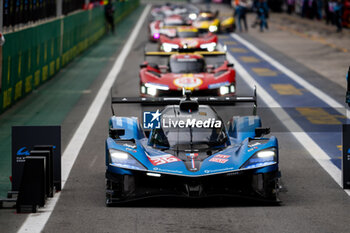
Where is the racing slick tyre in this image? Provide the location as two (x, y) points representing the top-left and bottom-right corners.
(252, 172), (280, 202)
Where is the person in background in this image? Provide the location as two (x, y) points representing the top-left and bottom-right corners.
(325, 0), (332, 24)
(105, 0), (115, 34)
(0, 33), (4, 46)
(316, 0), (323, 19)
(0, 32), (4, 93)
(205, 0), (211, 11)
(257, 0), (269, 32)
(234, 0), (249, 32)
(334, 0), (344, 32)
(287, 0), (295, 14)
(346, 66), (350, 107)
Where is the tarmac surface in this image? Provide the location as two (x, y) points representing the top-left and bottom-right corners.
(1, 2), (350, 233)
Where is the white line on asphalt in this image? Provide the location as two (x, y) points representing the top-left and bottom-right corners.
(218, 43), (350, 196)
(232, 34), (350, 118)
(17, 5), (152, 233)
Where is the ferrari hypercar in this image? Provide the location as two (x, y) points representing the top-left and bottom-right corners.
(150, 3), (199, 22)
(159, 26), (218, 52)
(139, 51), (235, 97)
(105, 92), (281, 205)
(149, 15), (190, 42)
(192, 11), (235, 33)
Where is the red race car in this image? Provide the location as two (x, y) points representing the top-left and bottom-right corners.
(159, 26), (218, 52)
(148, 15), (190, 42)
(139, 51), (236, 97)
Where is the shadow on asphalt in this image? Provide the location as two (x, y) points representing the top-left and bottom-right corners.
(109, 196), (282, 208)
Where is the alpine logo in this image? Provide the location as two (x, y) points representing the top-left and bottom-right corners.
(17, 147), (30, 156)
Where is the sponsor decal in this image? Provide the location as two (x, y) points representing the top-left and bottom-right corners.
(248, 146), (258, 152)
(204, 167), (234, 174)
(214, 154), (230, 159)
(124, 143), (136, 149)
(248, 142), (261, 147)
(174, 76), (203, 89)
(209, 157), (228, 164)
(148, 154), (181, 166)
(180, 39), (198, 48)
(208, 82), (230, 90)
(153, 167), (183, 174)
(125, 148), (137, 153)
(209, 154), (230, 164)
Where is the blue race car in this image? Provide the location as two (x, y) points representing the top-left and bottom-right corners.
(105, 91), (280, 205)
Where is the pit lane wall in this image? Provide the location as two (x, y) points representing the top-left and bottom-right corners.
(0, 0), (139, 114)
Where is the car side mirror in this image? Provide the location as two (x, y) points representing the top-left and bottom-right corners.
(144, 130), (151, 138)
(109, 128), (125, 139)
(140, 64), (147, 69)
(227, 63), (234, 68)
(255, 128), (270, 137)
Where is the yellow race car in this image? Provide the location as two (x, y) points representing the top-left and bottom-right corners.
(192, 11), (235, 33)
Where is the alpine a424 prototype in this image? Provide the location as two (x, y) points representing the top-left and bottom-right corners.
(139, 51), (235, 97)
(105, 91), (281, 205)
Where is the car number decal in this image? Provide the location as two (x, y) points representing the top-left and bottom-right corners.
(174, 76), (203, 89)
(148, 154), (181, 166)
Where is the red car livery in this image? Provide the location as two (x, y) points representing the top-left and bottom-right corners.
(159, 26), (217, 52)
(139, 52), (236, 97)
(148, 15), (190, 42)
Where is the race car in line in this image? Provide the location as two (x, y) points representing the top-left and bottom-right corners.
(139, 51), (235, 97)
(105, 91), (281, 205)
(150, 3), (199, 22)
(192, 11), (235, 33)
(148, 15), (190, 42)
(159, 26), (218, 52)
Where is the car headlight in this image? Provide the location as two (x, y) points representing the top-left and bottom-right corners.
(189, 13), (197, 20)
(241, 148), (277, 169)
(162, 43), (179, 52)
(109, 149), (146, 171)
(200, 42), (216, 52)
(209, 25), (218, 32)
(142, 83), (169, 96)
(145, 83), (169, 91)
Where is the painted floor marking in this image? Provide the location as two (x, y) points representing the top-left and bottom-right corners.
(223, 41), (237, 45)
(218, 43), (350, 196)
(232, 34), (350, 119)
(17, 5), (151, 233)
(230, 47), (248, 53)
(296, 107), (342, 125)
(240, 56), (260, 63)
(228, 34), (346, 168)
(252, 68), (278, 77)
(271, 84), (303, 95)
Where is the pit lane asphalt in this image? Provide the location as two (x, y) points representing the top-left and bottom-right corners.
(35, 8), (350, 233)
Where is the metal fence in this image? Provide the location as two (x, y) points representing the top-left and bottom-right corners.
(0, 0), (139, 113)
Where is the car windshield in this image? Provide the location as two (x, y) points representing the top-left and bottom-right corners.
(197, 16), (215, 22)
(148, 106), (227, 150)
(177, 31), (198, 38)
(164, 21), (184, 26)
(150, 125), (227, 150)
(169, 58), (205, 73)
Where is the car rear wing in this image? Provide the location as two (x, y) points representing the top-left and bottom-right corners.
(145, 51), (226, 57)
(144, 51), (227, 66)
(111, 88), (257, 115)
